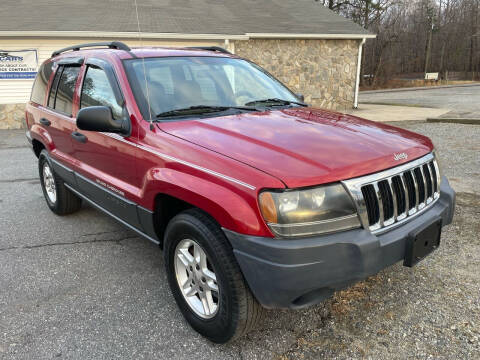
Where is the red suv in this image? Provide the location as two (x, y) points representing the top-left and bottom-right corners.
(26, 42), (455, 343)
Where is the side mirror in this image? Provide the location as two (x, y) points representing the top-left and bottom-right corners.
(296, 93), (305, 103)
(77, 106), (129, 135)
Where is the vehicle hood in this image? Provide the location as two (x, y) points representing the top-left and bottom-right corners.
(158, 108), (433, 189)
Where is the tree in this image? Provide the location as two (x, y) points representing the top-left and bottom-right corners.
(317, 0), (480, 85)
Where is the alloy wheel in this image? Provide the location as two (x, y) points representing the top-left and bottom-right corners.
(174, 239), (219, 319)
(43, 162), (57, 204)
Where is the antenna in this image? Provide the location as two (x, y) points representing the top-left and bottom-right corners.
(134, 0), (154, 131)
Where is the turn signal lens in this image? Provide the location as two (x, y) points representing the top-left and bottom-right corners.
(259, 192), (278, 224)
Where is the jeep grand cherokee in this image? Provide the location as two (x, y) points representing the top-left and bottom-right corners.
(25, 42), (455, 343)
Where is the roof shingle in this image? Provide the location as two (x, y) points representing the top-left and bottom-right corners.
(0, 0), (371, 36)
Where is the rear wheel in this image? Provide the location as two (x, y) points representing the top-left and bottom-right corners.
(39, 150), (82, 215)
(164, 209), (265, 343)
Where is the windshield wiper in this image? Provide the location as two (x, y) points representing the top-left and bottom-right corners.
(244, 98), (307, 107)
(156, 105), (257, 118)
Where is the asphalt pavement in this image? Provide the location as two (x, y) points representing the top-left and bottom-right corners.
(359, 84), (480, 119)
(1, 124), (479, 359)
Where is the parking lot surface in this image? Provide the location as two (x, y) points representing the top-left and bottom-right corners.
(1, 123), (479, 359)
(360, 85), (480, 119)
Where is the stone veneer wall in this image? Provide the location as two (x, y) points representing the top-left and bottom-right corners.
(234, 39), (360, 111)
(0, 104), (26, 129)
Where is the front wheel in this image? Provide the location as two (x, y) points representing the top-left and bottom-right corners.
(164, 209), (264, 343)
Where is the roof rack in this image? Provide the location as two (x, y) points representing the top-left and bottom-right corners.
(51, 41), (131, 57)
(187, 46), (231, 54)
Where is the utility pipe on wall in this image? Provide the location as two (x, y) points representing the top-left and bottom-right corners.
(354, 38), (366, 109)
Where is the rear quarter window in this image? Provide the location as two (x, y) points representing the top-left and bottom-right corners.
(30, 61), (54, 105)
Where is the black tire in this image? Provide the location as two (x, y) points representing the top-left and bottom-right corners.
(39, 149), (82, 215)
(164, 208), (265, 343)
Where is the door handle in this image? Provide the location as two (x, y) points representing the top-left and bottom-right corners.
(39, 118), (51, 126)
(71, 131), (87, 143)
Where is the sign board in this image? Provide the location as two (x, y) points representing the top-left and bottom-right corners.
(425, 72), (439, 80)
(0, 49), (38, 79)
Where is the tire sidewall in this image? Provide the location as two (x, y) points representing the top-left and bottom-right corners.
(38, 150), (59, 212)
(164, 213), (238, 343)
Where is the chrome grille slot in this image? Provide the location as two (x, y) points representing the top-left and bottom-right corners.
(403, 170), (416, 211)
(413, 167), (426, 205)
(361, 184), (379, 226)
(342, 153), (441, 234)
(378, 180), (394, 222)
(423, 163), (433, 199)
(391, 176), (406, 215)
(429, 161), (438, 193)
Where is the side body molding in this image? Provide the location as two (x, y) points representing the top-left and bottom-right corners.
(48, 157), (161, 245)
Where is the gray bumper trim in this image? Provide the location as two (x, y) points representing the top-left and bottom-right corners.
(224, 177), (455, 309)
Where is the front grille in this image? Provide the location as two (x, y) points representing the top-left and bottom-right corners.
(343, 154), (441, 233)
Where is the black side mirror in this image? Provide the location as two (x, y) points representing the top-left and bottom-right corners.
(77, 106), (129, 135)
(296, 93), (305, 103)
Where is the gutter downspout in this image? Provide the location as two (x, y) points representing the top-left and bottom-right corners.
(354, 38), (366, 109)
(224, 39), (235, 54)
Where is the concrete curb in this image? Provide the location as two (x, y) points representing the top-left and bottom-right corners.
(359, 102), (428, 108)
(361, 83), (480, 94)
(427, 118), (480, 125)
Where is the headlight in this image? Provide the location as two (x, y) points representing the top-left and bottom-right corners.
(259, 184), (360, 238)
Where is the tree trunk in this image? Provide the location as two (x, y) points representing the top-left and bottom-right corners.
(424, 20), (433, 74)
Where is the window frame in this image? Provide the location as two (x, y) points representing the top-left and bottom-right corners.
(45, 57), (84, 117)
(79, 58), (126, 121)
(53, 65), (82, 116)
(47, 64), (63, 110)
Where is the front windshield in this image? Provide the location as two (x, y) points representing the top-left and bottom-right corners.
(124, 56), (300, 120)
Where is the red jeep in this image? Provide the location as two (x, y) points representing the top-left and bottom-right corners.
(26, 42), (455, 343)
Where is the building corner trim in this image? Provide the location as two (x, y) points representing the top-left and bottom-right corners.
(353, 38), (366, 109)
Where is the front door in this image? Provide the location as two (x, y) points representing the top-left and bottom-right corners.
(70, 59), (141, 228)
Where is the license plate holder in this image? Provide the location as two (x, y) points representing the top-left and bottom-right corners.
(404, 219), (442, 267)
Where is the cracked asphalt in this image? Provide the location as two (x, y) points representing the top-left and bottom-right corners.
(1, 123), (479, 359)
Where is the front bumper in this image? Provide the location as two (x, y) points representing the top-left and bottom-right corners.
(224, 177), (455, 309)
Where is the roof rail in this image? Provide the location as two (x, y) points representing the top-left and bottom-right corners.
(51, 41), (131, 57)
(187, 46), (231, 54)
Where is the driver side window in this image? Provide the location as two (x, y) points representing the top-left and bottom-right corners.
(80, 66), (123, 120)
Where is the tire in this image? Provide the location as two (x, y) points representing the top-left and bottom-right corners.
(164, 208), (265, 343)
(39, 149), (82, 215)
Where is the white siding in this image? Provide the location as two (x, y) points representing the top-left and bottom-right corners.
(0, 38), (222, 104)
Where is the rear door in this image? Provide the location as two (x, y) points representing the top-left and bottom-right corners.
(71, 58), (141, 228)
(39, 60), (83, 168)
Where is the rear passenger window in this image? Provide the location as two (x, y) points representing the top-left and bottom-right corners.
(31, 61), (54, 105)
(80, 66), (123, 120)
(54, 66), (81, 115)
(48, 66), (63, 108)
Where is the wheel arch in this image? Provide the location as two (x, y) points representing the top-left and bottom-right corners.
(30, 125), (54, 156)
(32, 138), (46, 158)
(143, 168), (272, 240)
